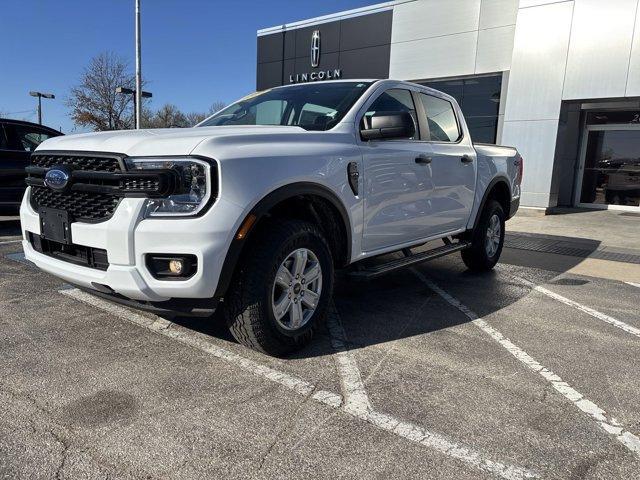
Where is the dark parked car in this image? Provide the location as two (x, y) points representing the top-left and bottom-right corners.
(0, 119), (62, 212)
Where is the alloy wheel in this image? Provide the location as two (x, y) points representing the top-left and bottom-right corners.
(271, 248), (323, 331)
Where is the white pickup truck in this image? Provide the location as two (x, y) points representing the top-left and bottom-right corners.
(20, 80), (522, 355)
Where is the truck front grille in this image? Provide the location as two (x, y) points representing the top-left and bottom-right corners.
(31, 153), (122, 172)
(31, 188), (121, 221)
(29, 153), (124, 222)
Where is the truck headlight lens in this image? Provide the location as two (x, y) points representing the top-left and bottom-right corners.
(124, 157), (213, 217)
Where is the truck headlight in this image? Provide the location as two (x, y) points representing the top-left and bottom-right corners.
(124, 157), (214, 217)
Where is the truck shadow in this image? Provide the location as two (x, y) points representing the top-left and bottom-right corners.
(173, 232), (606, 358)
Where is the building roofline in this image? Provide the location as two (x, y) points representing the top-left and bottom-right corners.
(257, 0), (414, 36)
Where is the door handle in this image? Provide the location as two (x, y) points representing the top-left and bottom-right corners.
(415, 155), (432, 165)
(461, 155), (473, 164)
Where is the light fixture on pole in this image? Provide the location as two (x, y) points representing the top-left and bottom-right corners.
(29, 91), (55, 125)
(116, 87), (152, 128)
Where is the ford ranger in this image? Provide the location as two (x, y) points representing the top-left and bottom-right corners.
(20, 80), (522, 355)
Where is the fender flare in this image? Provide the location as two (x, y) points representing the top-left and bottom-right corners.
(214, 182), (352, 298)
(471, 176), (512, 231)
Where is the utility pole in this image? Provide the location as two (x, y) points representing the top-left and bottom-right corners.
(29, 91), (55, 125)
(135, 0), (142, 129)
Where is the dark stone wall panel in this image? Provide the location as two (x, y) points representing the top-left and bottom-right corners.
(257, 10), (393, 88)
(340, 44), (390, 79)
(340, 10), (393, 51)
(257, 33), (284, 64)
(257, 61), (283, 91)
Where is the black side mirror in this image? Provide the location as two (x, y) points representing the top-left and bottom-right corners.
(360, 111), (415, 141)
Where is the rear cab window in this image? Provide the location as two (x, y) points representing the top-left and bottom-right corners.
(419, 94), (461, 142)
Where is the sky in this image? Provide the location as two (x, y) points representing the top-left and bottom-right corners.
(0, 0), (379, 133)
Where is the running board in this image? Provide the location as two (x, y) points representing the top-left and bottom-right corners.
(347, 241), (471, 280)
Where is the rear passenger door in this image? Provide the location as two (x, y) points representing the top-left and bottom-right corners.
(416, 92), (477, 234)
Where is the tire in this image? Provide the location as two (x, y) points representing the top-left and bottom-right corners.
(223, 219), (334, 356)
(461, 200), (505, 272)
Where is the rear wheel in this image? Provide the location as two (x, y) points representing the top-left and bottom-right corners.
(461, 200), (505, 272)
(224, 220), (333, 356)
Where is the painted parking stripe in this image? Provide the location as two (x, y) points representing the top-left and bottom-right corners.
(326, 304), (372, 416)
(508, 273), (640, 340)
(412, 269), (640, 458)
(61, 287), (537, 480)
(0, 239), (22, 245)
(324, 304), (538, 479)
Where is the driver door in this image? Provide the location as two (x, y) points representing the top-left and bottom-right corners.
(359, 88), (436, 252)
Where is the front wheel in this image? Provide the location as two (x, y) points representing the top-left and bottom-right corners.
(223, 220), (334, 356)
(461, 200), (505, 272)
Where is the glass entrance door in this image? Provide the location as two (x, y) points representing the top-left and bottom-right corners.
(576, 124), (640, 209)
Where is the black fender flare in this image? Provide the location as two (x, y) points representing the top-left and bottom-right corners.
(214, 182), (352, 298)
(471, 176), (512, 231)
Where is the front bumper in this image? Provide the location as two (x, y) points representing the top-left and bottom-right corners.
(20, 187), (244, 302)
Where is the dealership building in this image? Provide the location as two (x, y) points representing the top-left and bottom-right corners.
(257, 0), (640, 211)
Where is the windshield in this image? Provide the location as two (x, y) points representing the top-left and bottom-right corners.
(199, 81), (372, 131)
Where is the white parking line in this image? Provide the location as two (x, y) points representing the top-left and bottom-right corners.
(326, 304), (372, 416)
(61, 288), (340, 405)
(61, 287), (538, 480)
(412, 269), (640, 458)
(509, 273), (640, 340)
(0, 239), (22, 245)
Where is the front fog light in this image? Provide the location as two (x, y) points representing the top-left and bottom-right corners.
(169, 259), (184, 274)
(124, 157), (213, 217)
(146, 254), (197, 280)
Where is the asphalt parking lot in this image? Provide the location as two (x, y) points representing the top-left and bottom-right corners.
(1, 218), (640, 479)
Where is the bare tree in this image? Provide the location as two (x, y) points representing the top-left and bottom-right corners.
(185, 111), (207, 126)
(149, 104), (188, 128)
(183, 102), (227, 126)
(67, 52), (145, 131)
(209, 101), (227, 115)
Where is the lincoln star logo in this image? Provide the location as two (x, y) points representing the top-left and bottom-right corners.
(44, 168), (70, 191)
(311, 30), (320, 68)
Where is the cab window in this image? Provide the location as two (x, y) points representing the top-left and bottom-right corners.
(419, 94), (460, 142)
(362, 89), (418, 140)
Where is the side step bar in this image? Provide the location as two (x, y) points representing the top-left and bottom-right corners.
(347, 241), (471, 280)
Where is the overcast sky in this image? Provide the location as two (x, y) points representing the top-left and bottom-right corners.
(1, 0), (378, 133)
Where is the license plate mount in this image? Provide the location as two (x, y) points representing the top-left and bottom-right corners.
(39, 207), (73, 245)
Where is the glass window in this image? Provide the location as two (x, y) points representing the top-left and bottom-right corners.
(0, 125), (10, 150)
(420, 74), (502, 143)
(9, 124), (56, 152)
(580, 129), (640, 207)
(586, 111), (640, 125)
(420, 94), (460, 142)
(362, 89), (417, 139)
(200, 81), (372, 131)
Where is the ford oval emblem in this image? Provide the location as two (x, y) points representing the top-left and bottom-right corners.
(44, 168), (70, 191)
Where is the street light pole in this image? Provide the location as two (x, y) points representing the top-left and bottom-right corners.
(115, 87), (152, 128)
(135, 0), (142, 129)
(29, 91), (55, 125)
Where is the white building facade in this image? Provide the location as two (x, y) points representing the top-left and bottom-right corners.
(258, 0), (640, 210)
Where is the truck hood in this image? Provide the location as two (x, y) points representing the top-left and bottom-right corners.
(37, 125), (305, 157)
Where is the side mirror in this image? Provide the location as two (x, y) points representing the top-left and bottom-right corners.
(360, 111), (415, 141)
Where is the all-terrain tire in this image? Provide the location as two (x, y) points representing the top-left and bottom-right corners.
(223, 219), (334, 356)
(461, 200), (505, 272)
